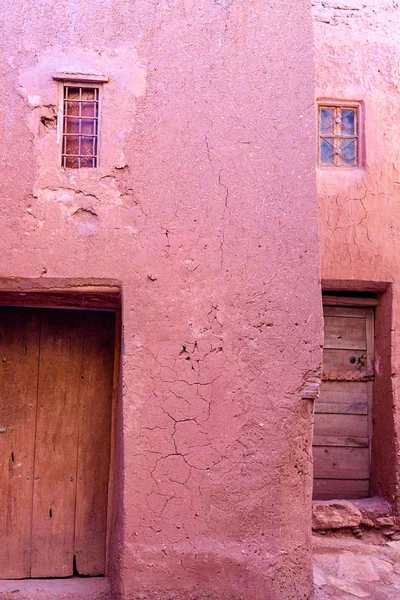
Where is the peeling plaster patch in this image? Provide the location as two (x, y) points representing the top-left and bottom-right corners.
(99, 173), (125, 207)
(392, 157), (400, 182)
(27, 95), (41, 107)
(70, 207), (99, 235)
(39, 187), (75, 204)
(312, 0), (400, 26)
(17, 85), (27, 100)
(40, 111), (57, 129)
(31, 187), (103, 230)
(391, 62), (400, 92)
(40, 114), (57, 131)
(18, 44), (147, 187)
(33, 105), (58, 138)
(214, 0), (233, 7)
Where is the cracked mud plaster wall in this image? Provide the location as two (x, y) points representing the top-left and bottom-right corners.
(313, 1), (400, 508)
(0, 1), (322, 598)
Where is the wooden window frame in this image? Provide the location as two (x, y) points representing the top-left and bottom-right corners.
(54, 75), (107, 170)
(317, 100), (363, 169)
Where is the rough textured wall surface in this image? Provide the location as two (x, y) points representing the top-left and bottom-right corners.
(313, 0), (400, 506)
(0, 1), (321, 598)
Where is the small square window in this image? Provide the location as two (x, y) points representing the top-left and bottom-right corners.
(62, 85), (99, 169)
(318, 103), (360, 168)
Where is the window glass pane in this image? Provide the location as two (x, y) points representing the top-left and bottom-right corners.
(81, 118), (96, 135)
(80, 157), (96, 168)
(66, 87), (80, 100)
(64, 156), (79, 168)
(65, 136), (79, 156)
(341, 138), (357, 165)
(65, 117), (80, 134)
(81, 88), (96, 101)
(341, 110), (355, 136)
(320, 138), (334, 164)
(81, 137), (95, 157)
(320, 109), (335, 135)
(81, 102), (97, 118)
(65, 101), (79, 117)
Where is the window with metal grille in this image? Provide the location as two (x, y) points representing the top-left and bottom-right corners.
(318, 104), (360, 167)
(62, 86), (99, 168)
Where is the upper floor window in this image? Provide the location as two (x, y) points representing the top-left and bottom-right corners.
(318, 104), (360, 167)
(62, 85), (99, 169)
(53, 73), (108, 169)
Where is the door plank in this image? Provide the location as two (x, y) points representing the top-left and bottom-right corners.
(323, 349), (370, 380)
(316, 381), (368, 414)
(74, 312), (115, 576)
(314, 403), (367, 415)
(313, 446), (369, 479)
(313, 435), (369, 448)
(31, 310), (85, 578)
(314, 413), (368, 440)
(324, 316), (366, 350)
(323, 307), (369, 318)
(0, 308), (40, 579)
(313, 479), (369, 500)
(105, 310), (121, 570)
(318, 381), (368, 404)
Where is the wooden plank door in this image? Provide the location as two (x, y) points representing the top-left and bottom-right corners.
(0, 307), (115, 579)
(0, 308), (40, 578)
(31, 310), (86, 577)
(313, 306), (374, 500)
(74, 311), (115, 576)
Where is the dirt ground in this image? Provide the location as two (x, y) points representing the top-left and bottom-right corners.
(313, 532), (400, 599)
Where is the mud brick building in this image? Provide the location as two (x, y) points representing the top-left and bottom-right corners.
(8, 0), (394, 598)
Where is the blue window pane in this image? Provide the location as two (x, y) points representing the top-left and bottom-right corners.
(320, 138), (334, 164)
(341, 110), (355, 136)
(341, 138), (356, 165)
(320, 109), (335, 135)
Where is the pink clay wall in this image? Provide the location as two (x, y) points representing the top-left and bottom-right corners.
(0, 1), (321, 598)
(313, 0), (400, 508)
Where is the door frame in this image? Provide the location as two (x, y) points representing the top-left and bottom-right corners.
(320, 287), (398, 509)
(323, 295), (377, 482)
(314, 298), (376, 499)
(0, 282), (122, 579)
(323, 297), (376, 477)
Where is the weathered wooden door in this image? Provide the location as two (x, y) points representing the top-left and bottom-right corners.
(0, 307), (115, 579)
(313, 306), (374, 500)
